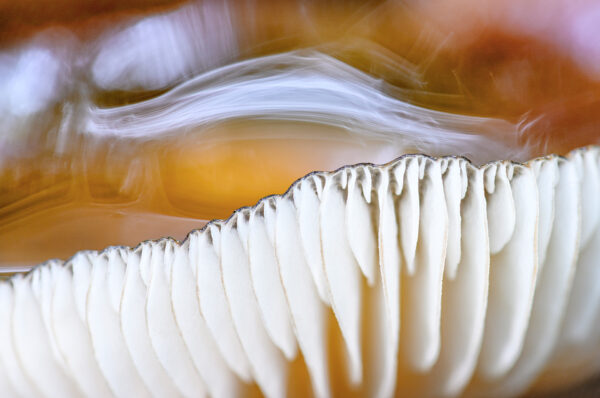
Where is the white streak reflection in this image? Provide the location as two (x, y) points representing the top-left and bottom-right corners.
(85, 51), (527, 165)
(2, 48), (62, 117)
(91, 0), (238, 90)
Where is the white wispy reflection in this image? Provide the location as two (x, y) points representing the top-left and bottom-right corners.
(91, 0), (238, 91)
(0, 48), (62, 117)
(84, 51), (527, 165)
(0, 39), (74, 159)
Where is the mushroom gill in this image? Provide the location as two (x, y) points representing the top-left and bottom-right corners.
(2, 148), (600, 398)
(2, 0), (600, 397)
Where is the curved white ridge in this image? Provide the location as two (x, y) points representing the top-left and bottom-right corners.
(2, 146), (600, 397)
(83, 51), (526, 165)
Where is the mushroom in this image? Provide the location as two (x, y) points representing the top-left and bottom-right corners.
(1, 146), (599, 397)
(2, 1), (600, 396)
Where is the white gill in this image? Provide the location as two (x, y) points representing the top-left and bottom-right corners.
(2, 146), (600, 398)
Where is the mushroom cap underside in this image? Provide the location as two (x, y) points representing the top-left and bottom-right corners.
(2, 146), (600, 398)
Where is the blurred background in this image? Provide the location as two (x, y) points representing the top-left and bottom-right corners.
(1, 0), (599, 266)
